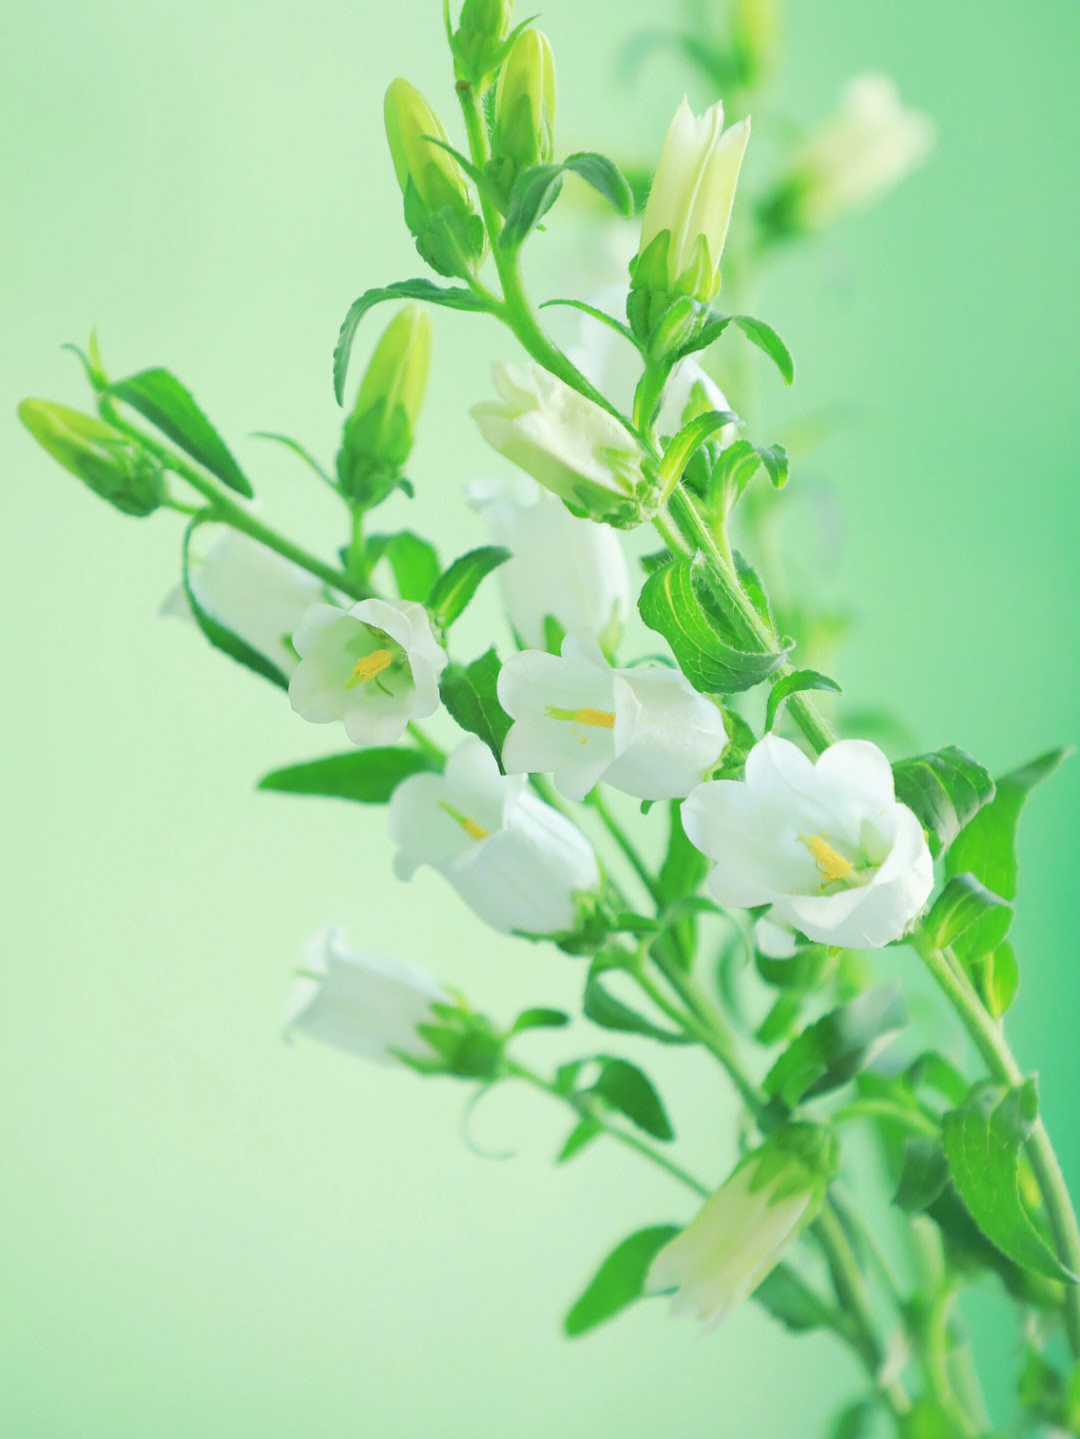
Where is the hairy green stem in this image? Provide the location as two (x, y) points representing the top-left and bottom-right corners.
(913, 936), (1080, 1355)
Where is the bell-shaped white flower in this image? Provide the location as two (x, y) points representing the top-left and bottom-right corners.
(388, 738), (601, 935)
(470, 361), (646, 523)
(466, 473), (630, 651)
(288, 597), (446, 747)
(647, 1128), (834, 1327)
(283, 927), (447, 1065)
(498, 633), (727, 802)
(161, 528), (324, 677)
(682, 734), (934, 949)
(789, 75), (935, 228)
(636, 98), (751, 304)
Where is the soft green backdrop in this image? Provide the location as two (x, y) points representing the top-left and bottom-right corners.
(3, 2), (1078, 1436)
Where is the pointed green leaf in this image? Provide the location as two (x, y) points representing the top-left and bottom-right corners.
(639, 553), (788, 694)
(752, 1263), (841, 1334)
(764, 986), (908, 1109)
(511, 1007), (570, 1033)
(439, 648), (512, 763)
(583, 971), (691, 1045)
(333, 280), (488, 404)
(181, 521), (286, 686)
(946, 748), (1071, 900)
(592, 1058), (673, 1140)
(730, 314), (794, 384)
(659, 409), (742, 491)
(110, 368), (252, 496)
(538, 298), (641, 351)
(366, 530), (441, 603)
(562, 152), (634, 215)
(428, 545), (510, 627)
(557, 1118), (603, 1163)
(894, 1138), (950, 1213)
(943, 1081), (1078, 1284)
(500, 163), (565, 248)
(925, 873), (1014, 965)
(250, 431), (335, 487)
(564, 1225), (679, 1335)
(766, 669), (842, 732)
(892, 747), (995, 858)
(258, 746), (438, 803)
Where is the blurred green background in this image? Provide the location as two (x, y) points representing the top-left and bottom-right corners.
(3, 2), (1078, 1435)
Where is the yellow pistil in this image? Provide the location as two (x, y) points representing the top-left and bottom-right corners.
(546, 705), (616, 729)
(800, 833), (853, 887)
(439, 801), (490, 841)
(351, 647), (394, 684)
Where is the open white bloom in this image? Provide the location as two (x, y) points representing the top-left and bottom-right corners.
(289, 597), (446, 746)
(498, 632), (727, 802)
(470, 361), (645, 521)
(161, 528), (323, 678)
(466, 473), (630, 650)
(637, 98), (750, 303)
(283, 928), (447, 1065)
(682, 734), (934, 949)
(790, 75), (935, 228)
(647, 1131), (831, 1327)
(389, 738), (601, 935)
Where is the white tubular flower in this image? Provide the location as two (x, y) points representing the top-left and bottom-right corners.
(470, 361), (646, 523)
(161, 528), (324, 677)
(288, 597), (446, 746)
(498, 633), (727, 802)
(466, 473), (630, 651)
(388, 738), (601, 935)
(636, 98), (751, 305)
(791, 75), (935, 228)
(647, 1128), (834, 1327)
(682, 734), (934, 949)
(283, 928), (447, 1065)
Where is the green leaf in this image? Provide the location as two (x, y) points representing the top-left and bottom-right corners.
(730, 315), (795, 384)
(892, 747), (995, 858)
(764, 986), (908, 1110)
(428, 545), (510, 628)
(511, 1007), (569, 1033)
(562, 151), (635, 216)
(894, 1138), (950, 1213)
(943, 1080), (1078, 1284)
(564, 1225), (679, 1336)
(181, 521), (287, 687)
(974, 941), (1020, 1019)
(946, 748), (1071, 900)
(765, 669), (842, 732)
(333, 280), (487, 404)
(752, 1263), (840, 1334)
(258, 746), (438, 803)
(827, 1400), (877, 1439)
(439, 648), (512, 763)
(659, 409), (742, 492)
(639, 553), (788, 694)
(591, 1058), (674, 1140)
(583, 971), (691, 1046)
(500, 163), (565, 248)
(366, 530), (441, 603)
(898, 1397), (969, 1439)
(925, 873), (1014, 966)
(557, 1118), (603, 1163)
(657, 801), (710, 905)
(110, 368), (252, 496)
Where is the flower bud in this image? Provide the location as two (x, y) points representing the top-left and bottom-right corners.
(647, 1125), (836, 1327)
(731, 0), (781, 86)
(629, 99), (750, 345)
(336, 305), (432, 506)
(451, 0), (514, 86)
(759, 75), (934, 239)
(491, 28), (556, 189)
(18, 399), (164, 516)
(384, 78), (485, 277)
(471, 362), (650, 527)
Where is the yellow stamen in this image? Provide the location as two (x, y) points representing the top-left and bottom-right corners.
(351, 647), (394, 683)
(439, 802), (490, 841)
(546, 705), (616, 729)
(801, 834), (853, 886)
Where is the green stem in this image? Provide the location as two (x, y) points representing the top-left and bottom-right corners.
(587, 788), (662, 906)
(504, 1059), (710, 1198)
(102, 401), (370, 601)
(913, 935), (1080, 1356)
